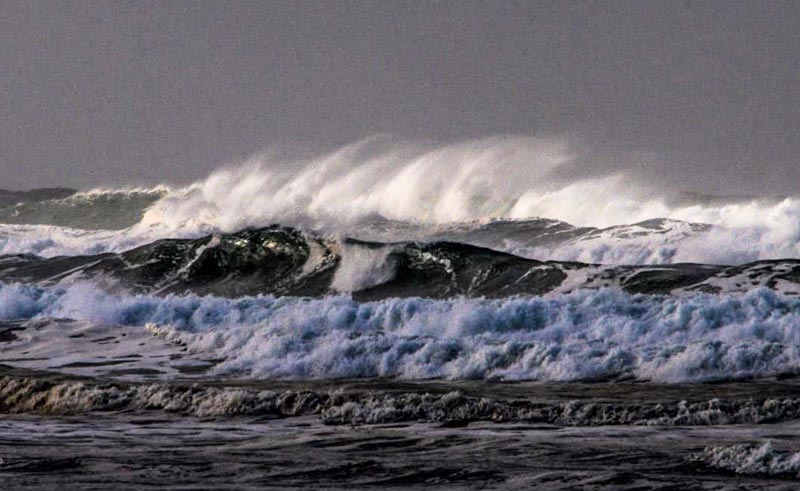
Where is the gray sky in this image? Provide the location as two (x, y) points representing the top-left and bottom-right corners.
(1, 0), (798, 195)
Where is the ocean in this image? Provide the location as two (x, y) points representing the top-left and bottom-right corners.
(3, 156), (800, 489)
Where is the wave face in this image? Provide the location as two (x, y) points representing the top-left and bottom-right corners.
(0, 226), (568, 299)
(5, 226), (800, 299)
(5, 282), (800, 382)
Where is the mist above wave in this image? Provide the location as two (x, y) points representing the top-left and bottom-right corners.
(138, 136), (797, 231)
(2, 136), (800, 265)
(4, 282), (800, 382)
(131, 136), (800, 264)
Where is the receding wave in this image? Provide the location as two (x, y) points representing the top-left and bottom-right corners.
(4, 282), (800, 382)
(4, 374), (800, 426)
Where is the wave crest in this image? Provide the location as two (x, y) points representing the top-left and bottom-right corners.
(3, 137), (800, 264)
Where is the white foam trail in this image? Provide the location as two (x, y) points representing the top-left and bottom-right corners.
(512, 211), (800, 265)
(5, 281), (800, 382)
(0, 224), (177, 257)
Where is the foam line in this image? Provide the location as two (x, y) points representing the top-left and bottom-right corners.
(4, 282), (800, 382)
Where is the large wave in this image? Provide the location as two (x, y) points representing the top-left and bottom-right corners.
(2, 137), (800, 264)
(134, 136), (800, 265)
(137, 136), (800, 231)
(4, 281), (800, 382)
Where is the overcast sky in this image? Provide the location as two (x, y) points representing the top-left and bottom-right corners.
(1, 0), (797, 194)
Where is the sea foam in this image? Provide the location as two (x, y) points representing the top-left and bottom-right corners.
(5, 375), (800, 426)
(695, 443), (800, 478)
(3, 282), (800, 382)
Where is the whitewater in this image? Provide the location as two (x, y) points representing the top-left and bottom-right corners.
(2, 137), (800, 265)
(1, 137), (800, 387)
(3, 281), (800, 383)
(4, 137), (800, 490)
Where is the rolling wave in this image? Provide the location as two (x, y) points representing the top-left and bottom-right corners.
(3, 226), (800, 299)
(0, 212), (799, 267)
(4, 282), (800, 382)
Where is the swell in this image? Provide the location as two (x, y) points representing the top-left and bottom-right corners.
(0, 188), (165, 230)
(0, 188), (76, 208)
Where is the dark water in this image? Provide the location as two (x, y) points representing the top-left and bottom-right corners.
(2, 200), (800, 490)
(4, 225), (800, 300)
(2, 412), (800, 490)
(2, 365), (800, 490)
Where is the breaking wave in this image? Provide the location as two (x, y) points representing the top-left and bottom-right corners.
(136, 136), (800, 263)
(136, 136), (799, 232)
(5, 282), (800, 382)
(3, 137), (800, 265)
